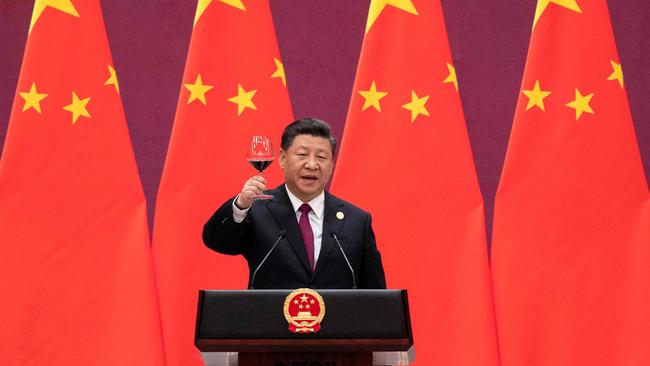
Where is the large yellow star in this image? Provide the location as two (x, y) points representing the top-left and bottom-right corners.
(62, 91), (91, 124)
(184, 74), (213, 105)
(19, 82), (48, 114)
(221, 0), (246, 11)
(402, 90), (430, 123)
(104, 65), (120, 94)
(443, 62), (458, 92)
(228, 84), (257, 116)
(194, 0), (213, 26)
(29, 0), (80, 33)
(271, 58), (287, 87)
(358, 81), (388, 112)
(533, 0), (581, 28)
(194, 0), (246, 27)
(565, 88), (594, 121)
(365, 0), (418, 34)
(607, 60), (624, 89)
(522, 80), (551, 111)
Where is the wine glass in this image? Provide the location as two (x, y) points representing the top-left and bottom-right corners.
(246, 135), (274, 200)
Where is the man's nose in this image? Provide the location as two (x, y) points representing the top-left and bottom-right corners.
(305, 157), (318, 169)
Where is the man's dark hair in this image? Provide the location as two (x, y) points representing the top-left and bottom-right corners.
(281, 117), (337, 154)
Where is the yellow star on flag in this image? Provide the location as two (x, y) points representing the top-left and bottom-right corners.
(358, 81), (388, 112)
(522, 80), (552, 111)
(220, 0), (246, 11)
(19, 82), (48, 114)
(366, 0), (418, 34)
(565, 88), (594, 120)
(194, 0), (213, 26)
(533, 0), (581, 28)
(194, 0), (246, 26)
(443, 62), (459, 92)
(62, 91), (91, 124)
(402, 90), (430, 123)
(29, 0), (80, 33)
(228, 84), (257, 116)
(104, 65), (120, 94)
(271, 58), (287, 87)
(184, 74), (213, 105)
(607, 60), (624, 89)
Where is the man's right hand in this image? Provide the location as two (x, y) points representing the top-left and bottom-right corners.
(235, 175), (267, 209)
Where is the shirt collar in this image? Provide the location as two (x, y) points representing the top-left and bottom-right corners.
(285, 184), (325, 219)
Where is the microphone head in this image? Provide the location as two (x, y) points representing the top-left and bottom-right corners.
(278, 229), (286, 237)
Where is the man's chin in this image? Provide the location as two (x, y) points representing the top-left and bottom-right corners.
(290, 183), (323, 201)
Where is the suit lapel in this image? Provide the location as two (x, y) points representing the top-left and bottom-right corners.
(312, 192), (345, 280)
(265, 185), (312, 274)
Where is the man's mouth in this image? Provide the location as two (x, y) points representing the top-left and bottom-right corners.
(301, 175), (318, 181)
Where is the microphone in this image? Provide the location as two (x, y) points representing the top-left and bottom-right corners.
(250, 230), (286, 290)
(331, 232), (357, 289)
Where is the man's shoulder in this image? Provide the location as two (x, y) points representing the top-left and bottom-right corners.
(325, 190), (370, 218)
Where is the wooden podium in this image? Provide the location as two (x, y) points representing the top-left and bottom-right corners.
(195, 289), (414, 366)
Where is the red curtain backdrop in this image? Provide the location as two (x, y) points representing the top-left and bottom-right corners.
(0, 1), (164, 364)
(492, 1), (650, 365)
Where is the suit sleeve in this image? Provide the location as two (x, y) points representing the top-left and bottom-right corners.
(359, 213), (387, 289)
(202, 196), (251, 255)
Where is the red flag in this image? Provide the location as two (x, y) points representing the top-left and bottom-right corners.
(330, 1), (499, 365)
(0, 1), (164, 365)
(492, 1), (650, 365)
(151, 1), (293, 364)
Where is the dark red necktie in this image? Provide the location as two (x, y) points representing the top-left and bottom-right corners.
(298, 203), (314, 270)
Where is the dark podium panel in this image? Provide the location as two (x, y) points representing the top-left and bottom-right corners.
(195, 290), (414, 366)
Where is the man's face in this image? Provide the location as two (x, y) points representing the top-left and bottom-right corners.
(279, 134), (334, 202)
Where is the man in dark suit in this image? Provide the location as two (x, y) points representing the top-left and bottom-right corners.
(203, 118), (385, 289)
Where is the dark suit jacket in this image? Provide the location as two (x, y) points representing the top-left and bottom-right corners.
(202, 185), (386, 289)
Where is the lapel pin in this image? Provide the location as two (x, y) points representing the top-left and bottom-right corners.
(336, 211), (345, 220)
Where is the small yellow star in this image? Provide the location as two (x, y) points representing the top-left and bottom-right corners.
(522, 80), (552, 111)
(607, 60), (624, 89)
(443, 62), (458, 92)
(358, 81), (388, 112)
(565, 88), (594, 121)
(104, 65), (120, 94)
(62, 91), (91, 124)
(227, 84), (257, 116)
(29, 0), (80, 33)
(271, 58), (287, 87)
(402, 90), (430, 123)
(184, 74), (213, 105)
(366, 0), (418, 34)
(533, 0), (581, 28)
(19, 82), (48, 114)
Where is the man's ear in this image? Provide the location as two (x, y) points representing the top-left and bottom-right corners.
(278, 149), (286, 169)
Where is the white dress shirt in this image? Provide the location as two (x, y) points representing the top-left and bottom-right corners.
(232, 185), (325, 263)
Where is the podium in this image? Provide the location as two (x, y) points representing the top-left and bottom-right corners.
(195, 289), (414, 366)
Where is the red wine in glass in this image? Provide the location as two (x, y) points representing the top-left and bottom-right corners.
(248, 159), (273, 172)
(246, 135), (274, 200)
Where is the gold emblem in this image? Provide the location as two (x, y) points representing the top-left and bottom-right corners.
(284, 288), (325, 333)
(336, 211), (345, 220)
